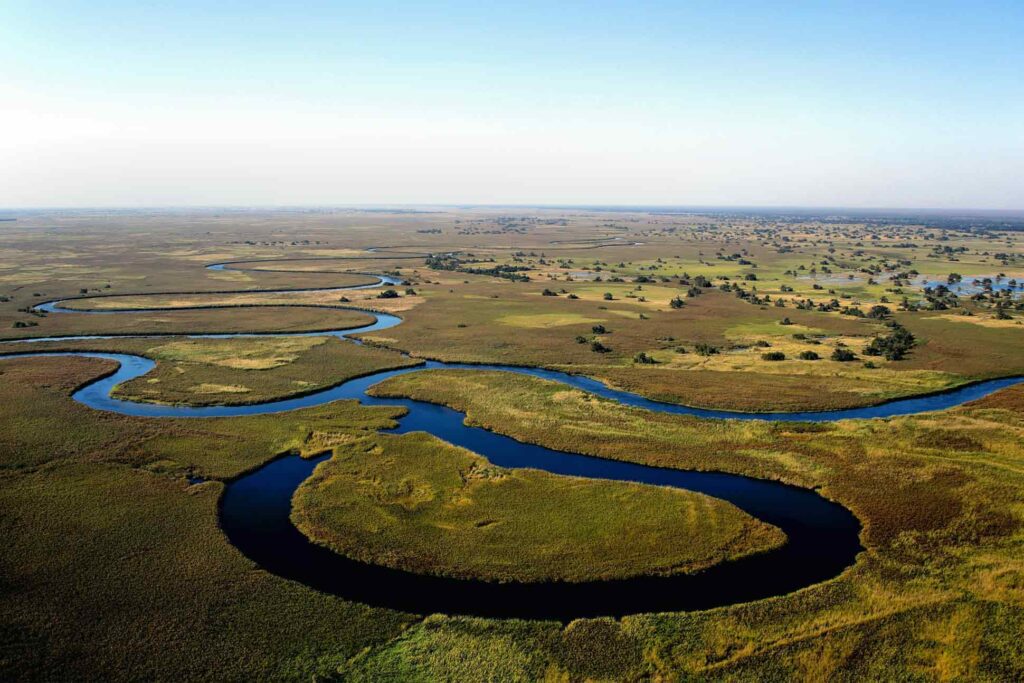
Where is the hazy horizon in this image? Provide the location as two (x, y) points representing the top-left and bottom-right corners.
(2, 2), (1021, 209)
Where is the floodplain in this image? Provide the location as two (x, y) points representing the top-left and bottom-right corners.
(2, 207), (1024, 680)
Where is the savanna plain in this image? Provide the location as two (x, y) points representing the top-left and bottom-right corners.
(2, 207), (1024, 681)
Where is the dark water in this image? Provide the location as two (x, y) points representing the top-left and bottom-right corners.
(2, 262), (1021, 619)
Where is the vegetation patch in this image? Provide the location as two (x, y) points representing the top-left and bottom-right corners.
(497, 313), (605, 328)
(292, 432), (785, 583)
(150, 336), (328, 369)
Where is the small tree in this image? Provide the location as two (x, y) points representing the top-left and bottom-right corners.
(866, 305), (891, 319)
(831, 347), (857, 362)
(762, 351), (786, 361)
(694, 343), (719, 356)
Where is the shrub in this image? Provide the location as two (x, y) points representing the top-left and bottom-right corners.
(866, 305), (891, 319)
(831, 347), (857, 362)
(633, 352), (657, 364)
(590, 340), (611, 353)
(376, 289), (400, 299)
(694, 343), (719, 356)
(798, 350), (820, 360)
(864, 322), (916, 360)
(762, 351), (786, 361)
(603, 292), (614, 301)
(591, 325), (607, 334)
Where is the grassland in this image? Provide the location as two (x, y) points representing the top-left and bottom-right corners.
(9, 334), (421, 406)
(365, 368), (1024, 680)
(4, 352), (1023, 680)
(2, 207), (1024, 681)
(292, 432), (784, 583)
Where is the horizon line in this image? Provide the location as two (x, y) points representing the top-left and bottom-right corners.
(2, 203), (1023, 217)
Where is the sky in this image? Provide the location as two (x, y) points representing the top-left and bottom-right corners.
(1, 1), (1021, 209)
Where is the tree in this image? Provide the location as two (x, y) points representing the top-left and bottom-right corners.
(866, 305), (891, 319)
(694, 343), (719, 356)
(603, 292), (614, 301)
(831, 347), (857, 362)
(633, 351), (657, 364)
(863, 322), (916, 360)
(669, 296), (685, 309)
(590, 340), (611, 353)
(591, 324), (607, 334)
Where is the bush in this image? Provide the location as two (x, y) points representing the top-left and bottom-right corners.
(866, 305), (891, 319)
(864, 322), (916, 360)
(780, 317), (793, 325)
(798, 351), (820, 360)
(541, 288), (558, 296)
(591, 325), (607, 334)
(590, 340), (611, 353)
(376, 289), (400, 299)
(669, 297), (685, 309)
(633, 352), (657, 364)
(831, 347), (857, 362)
(694, 343), (719, 356)
(762, 351), (786, 361)
(603, 292), (614, 301)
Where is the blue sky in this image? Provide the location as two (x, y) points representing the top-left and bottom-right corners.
(1, 1), (1021, 208)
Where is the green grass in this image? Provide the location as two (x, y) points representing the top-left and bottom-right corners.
(360, 367), (1024, 680)
(292, 432), (784, 583)
(3, 209), (1024, 680)
(9, 335), (421, 407)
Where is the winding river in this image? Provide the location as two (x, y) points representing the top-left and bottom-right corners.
(2, 257), (1021, 620)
